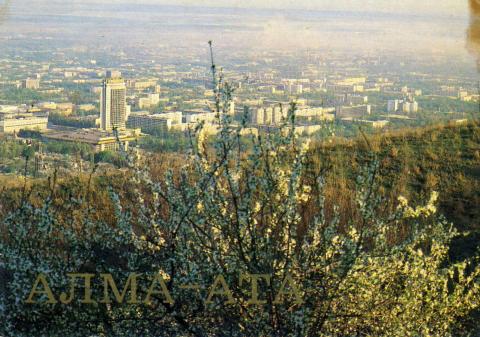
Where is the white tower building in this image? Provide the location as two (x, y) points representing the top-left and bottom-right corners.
(100, 71), (127, 131)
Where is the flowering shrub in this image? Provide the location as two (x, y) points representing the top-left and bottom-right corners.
(0, 106), (479, 336)
(1, 65), (479, 336)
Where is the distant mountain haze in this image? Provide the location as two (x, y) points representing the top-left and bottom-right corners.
(57, 0), (469, 16)
(0, 0), (475, 62)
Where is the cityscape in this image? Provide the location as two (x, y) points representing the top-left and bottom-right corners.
(0, 1), (479, 336)
(0, 28), (478, 175)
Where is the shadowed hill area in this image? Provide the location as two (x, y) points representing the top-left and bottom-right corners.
(308, 121), (480, 232)
(1, 121), (478, 236)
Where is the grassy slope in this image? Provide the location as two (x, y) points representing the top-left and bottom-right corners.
(1, 121), (479, 250)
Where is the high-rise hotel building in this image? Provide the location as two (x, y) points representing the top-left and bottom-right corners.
(100, 71), (127, 131)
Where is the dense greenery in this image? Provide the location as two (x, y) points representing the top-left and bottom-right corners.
(0, 88), (50, 104)
(43, 141), (93, 160)
(416, 96), (479, 114)
(94, 150), (128, 167)
(17, 129), (43, 139)
(0, 110), (479, 336)
(0, 139), (28, 159)
(49, 113), (96, 129)
(139, 129), (190, 153)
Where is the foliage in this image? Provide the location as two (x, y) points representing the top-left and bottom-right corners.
(44, 141), (93, 160)
(20, 146), (34, 160)
(0, 104), (479, 337)
(139, 130), (190, 153)
(17, 129), (43, 140)
(94, 150), (128, 167)
(0, 88), (48, 104)
(49, 113), (96, 129)
(0, 140), (28, 159)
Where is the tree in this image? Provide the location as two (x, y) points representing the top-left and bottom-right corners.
(94, 150), (127, 167)
(21, 146), (34, 160)
(18, 129), (43, 140)
(69, 91), (82, 106)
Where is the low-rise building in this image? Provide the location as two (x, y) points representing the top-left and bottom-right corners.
(401, 101), (418, 113)
(77, 104), (96, 112)
(388, 99), (419, 113)
(341, 118), (389, 128)
(126, 79), (158, 90)
(22, 78), (40, 90)
(336, 105), (371, 119)
(55, 103), (75, 115)
(0, 106), (48, 133)
(137, 93), (161, 109)
(295, 107), (336, 122)
(184, 110), (217, 124)
(387, 100), (399, 113)
(44, 129), (137, 153)
(252, 105), (335, 126)
(127, 111), (182, 132)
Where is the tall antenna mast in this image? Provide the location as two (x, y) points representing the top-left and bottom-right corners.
(208, 40), (221, 113)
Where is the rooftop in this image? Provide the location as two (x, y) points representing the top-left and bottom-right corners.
(44, 129), (136, 145)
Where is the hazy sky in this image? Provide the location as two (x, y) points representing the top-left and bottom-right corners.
(3, 0), (468, 16)
(80, 0), (469, 16)
(1, 0), (475, 59)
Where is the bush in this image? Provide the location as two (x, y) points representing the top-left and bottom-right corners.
(0, 110), (479, 336)
(94, 150), (128, 167)
(18, 129), (43, 140)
